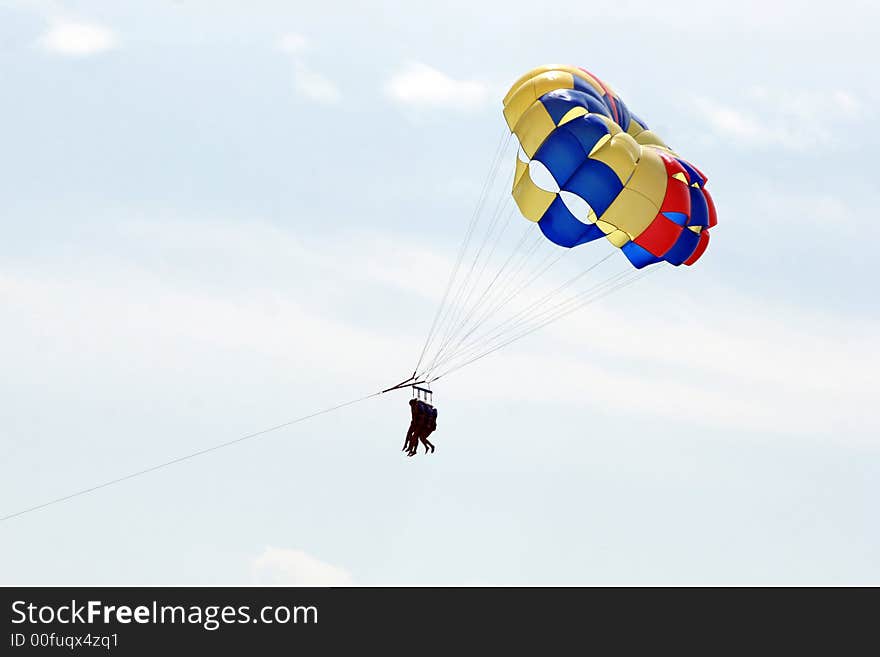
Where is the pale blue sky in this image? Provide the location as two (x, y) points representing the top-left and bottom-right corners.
(1, 0), (878, 585)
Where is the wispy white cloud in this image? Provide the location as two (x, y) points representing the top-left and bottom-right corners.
(830, 90), (863, 118)
(757, 191), (849, 229)
(277, 32), (309, 54)
(692, 86), (866, 150)
(293, 61), (341, 104)
(252, 547), (353, 586)
(693, 97), (766, 142)
(277, 33), (341, 104)
(37, 21), (117, 56)
(384, 62), (490, 111)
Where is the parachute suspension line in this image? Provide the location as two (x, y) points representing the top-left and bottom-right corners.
(479, 268), (634, 349)
(413, 127), (512, 375)
(424, 250), (616, 376)
(483, 265), (657, 362)
(449, 204), (519, 332)
(432, 196), (515, 354)
(423, 220), (537, 374)
(427, 221), (537, 365)
(460, 246), (567, 342)
(427, 238), (570, 371)
(442, 219), (605, 363)
(425, 222), (554, 377)
(477, 238), (566, 318)
(470, 266), (635, 359)
(427, 210), (571, 375)
(427, 266), (662, 384)
(425, 232), (544, 374)
(423, 236), (560, 378)
(413, 128), (510, 374)
(426, 165), (517, 363)
(418, 132), (516, 372)
(426, 272), (639, 383)
(432, 256), (644, 377)
(425, 258), (628, 377)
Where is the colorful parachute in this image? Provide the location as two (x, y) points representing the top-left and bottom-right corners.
(503, 65), (717, 268)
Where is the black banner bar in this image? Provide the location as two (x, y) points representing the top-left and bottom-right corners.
(1, 586), (872, 653)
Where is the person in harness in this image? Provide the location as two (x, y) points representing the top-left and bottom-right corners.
(403, 397), (438, 456)
(422, 405), (437, 452)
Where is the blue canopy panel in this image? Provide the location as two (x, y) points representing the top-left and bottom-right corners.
(613, 96), (633, 132)
(532, 130), (587, 187)
(569, 76), (622, 124)
(677, 158), (705, 187)
(688, 187), (710, 228)
(538, 196), (604, 248)
(621, 241), (662, 269)
(661, 211), (688, 226)
(570, 77), (609, 106)
(561, 158), (622, 217)
(557, 114), (613, 154)
(538, 89), (611, 124)
(663, 229), (701, 265)
(532, 115), (610, 186)
(597, 92), (627, 131)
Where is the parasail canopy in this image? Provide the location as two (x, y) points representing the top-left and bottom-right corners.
(503, 65), (717, 269)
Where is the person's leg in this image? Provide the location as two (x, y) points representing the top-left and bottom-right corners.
(421, 428), (436, 453)
(404, 421), (417, 451)
(408, 428), (423, 456)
